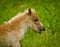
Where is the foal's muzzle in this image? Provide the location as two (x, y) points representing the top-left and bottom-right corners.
(38, 26), (45, 33)
(41, 26), (45, 31)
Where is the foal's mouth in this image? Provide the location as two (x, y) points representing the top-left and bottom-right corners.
(31, 27), (45, 34)
(37, 27), (45, 34)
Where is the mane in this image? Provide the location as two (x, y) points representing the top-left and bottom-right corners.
(8, 9), (29, 23)
(8, 13), (19, 23)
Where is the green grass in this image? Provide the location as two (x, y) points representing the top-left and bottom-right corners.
(0, 0), (60, 47)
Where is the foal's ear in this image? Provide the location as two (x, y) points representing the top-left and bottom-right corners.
(28, 8), (31, 15)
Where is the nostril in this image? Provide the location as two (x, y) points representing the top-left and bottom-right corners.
(38, 26), (45, 31)
(43, 27), (45, 31)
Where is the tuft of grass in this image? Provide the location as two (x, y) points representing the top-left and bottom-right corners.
(0, 0), (60, 47)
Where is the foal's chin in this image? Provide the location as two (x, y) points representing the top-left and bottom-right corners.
(34, 29), (45, 34)
(32, 29), (42, 34)
(36, 30), (42, 34)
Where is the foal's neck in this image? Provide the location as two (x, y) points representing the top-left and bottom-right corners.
(8, 12), (29, 32)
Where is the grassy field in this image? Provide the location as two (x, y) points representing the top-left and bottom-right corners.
(0, 0), (60, 47)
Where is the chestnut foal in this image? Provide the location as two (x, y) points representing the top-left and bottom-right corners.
(0, 8), (45, 47)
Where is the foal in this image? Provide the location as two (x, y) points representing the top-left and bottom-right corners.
(0, 8), (45, 47)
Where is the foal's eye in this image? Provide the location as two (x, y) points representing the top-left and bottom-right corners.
(34, 19), (38, 21)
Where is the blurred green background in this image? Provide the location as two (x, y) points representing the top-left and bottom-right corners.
(0, 0), (60, 47)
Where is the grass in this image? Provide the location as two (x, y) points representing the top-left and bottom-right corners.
(0, 0), (60, 47)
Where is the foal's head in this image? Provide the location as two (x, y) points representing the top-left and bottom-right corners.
(26, 8), (45, 33)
